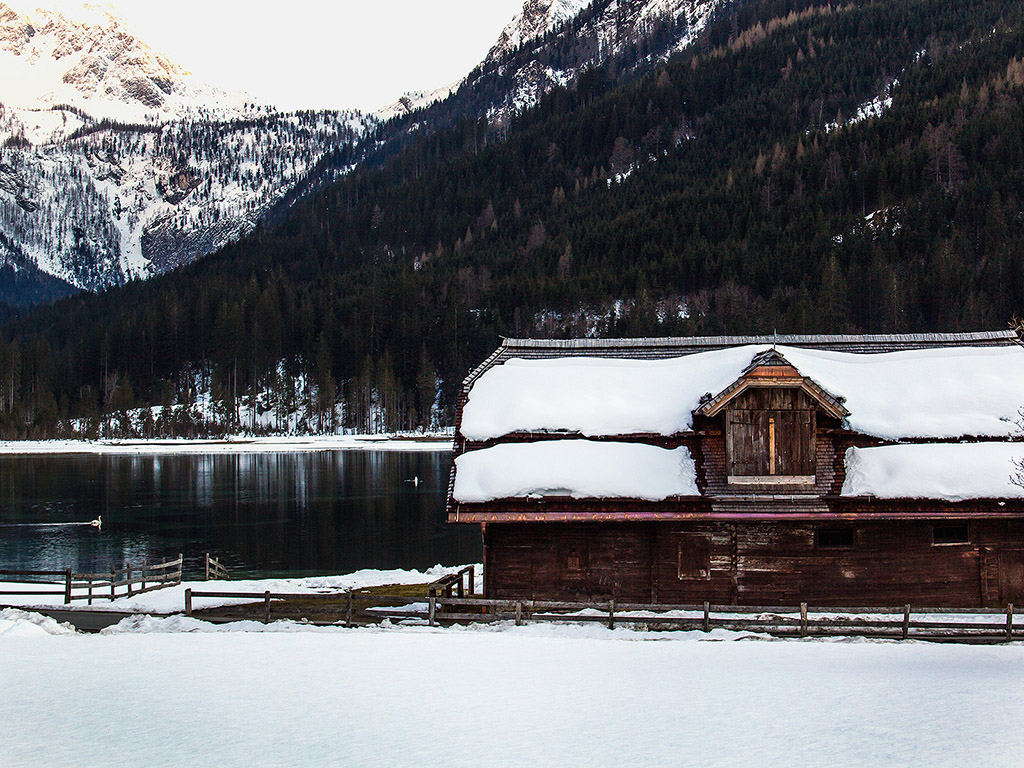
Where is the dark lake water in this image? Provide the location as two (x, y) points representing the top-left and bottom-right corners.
(0, 450), (477, 579)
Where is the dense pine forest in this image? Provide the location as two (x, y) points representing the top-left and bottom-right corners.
(1, 0), (1023, 439)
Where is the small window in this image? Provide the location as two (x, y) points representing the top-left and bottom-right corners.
(816, 528), (854, 549)
(560, 539), (588, 578)
(932, 523), (970, 546)
(677, 535), (711, 580)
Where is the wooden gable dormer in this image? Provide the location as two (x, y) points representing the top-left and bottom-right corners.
(697, 350), (849, 488)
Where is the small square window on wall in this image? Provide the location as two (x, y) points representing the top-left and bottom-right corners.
(816, 528), (855, 549)
(677, 535), (711, 580)
(932, 523), (971, 546)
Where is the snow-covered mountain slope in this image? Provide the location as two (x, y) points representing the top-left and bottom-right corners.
(376, 81), (461, 121)
(0, 109), (372, 289)
(477, 0), (724, 122)
(0, 3), (375, 294)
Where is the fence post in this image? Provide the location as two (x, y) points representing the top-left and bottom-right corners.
(110, 565), (116, 600)
(64, 568), (72, 604)
(263, 591), (271, 624)
(185, 588), (192, 617)
(1007, 604), (1014, 643)
(902, 606), (911, 640)
(800, 603), (808, 637)
(141, 562), (147, 593)
(177, 554), (183, 584)
(468, 566), (476, 596)
(608, 599), (616, 630)
(205, 553), (211, 581)
(126, 564), (133, 597)
(457, 573), (464, 598)
(703, 601), (710, 633)
(429, 593), (437, 627)
(346, 590), (353, 627)
(515, 601), (523, 627)
(87, 579), (93, 606)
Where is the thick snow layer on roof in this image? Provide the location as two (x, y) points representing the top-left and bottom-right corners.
(453, 441), (698, 503)
(461, 346), (759, 439)
(461, 343), (1024, 440)
(780, 345), (1024, 440)
(842, 444), (1024, 501)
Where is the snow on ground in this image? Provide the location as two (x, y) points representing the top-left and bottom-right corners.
(1, 610), (1022, 768)
(0, 566), (479, 613)
(0, 434), (453, 455)
(0, 609), (78, 638)
(461, 344), (1024, 441)
(454, 441), (698, 502)
(843, 443), (1024, 501)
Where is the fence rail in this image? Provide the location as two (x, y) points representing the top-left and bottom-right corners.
(180, 587), (1020, 642)
(0, 556), (183, 605)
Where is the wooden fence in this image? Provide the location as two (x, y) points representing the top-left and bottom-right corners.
(180, 588), (1021, 642)
(205, 554), (230, 581)
(0, 555), (183, 605)
(0, 569), (74, 603)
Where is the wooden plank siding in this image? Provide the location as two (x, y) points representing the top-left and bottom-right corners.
(485, 521), (1024, 608)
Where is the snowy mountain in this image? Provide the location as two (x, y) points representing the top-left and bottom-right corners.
(2, 0), (726, 301)
(0, 3), (374, 295)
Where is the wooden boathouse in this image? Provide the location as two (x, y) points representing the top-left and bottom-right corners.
(446, 331), (1024, 608)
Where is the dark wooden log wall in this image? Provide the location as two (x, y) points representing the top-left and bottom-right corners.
(484, 521), (1024, 608)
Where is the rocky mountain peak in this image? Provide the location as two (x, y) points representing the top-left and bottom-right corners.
(486, 0), (593, 64)
(0, 3), (251, 122)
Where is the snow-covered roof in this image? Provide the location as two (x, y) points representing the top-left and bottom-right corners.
(460, 344), (1024, 441)
(842, 444), (1024, 501)
(452, 441), (698, 503)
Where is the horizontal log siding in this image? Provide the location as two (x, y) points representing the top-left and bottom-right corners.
(485, 521), (1024, 608)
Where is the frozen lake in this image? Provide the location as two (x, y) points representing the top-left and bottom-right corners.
(0, 450), (477, 578)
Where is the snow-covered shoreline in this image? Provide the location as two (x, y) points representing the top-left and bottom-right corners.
(0, 434), (454, 455)
(3, 608), (1023, 768)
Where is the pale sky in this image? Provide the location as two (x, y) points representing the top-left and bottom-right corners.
(9, 0), (527, 111)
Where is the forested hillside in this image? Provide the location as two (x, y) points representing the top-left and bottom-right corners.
(2, 0), (1022, 439)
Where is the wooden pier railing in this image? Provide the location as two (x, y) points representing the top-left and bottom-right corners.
(0, 555), (183, 605)
(205, 554), (230, 581)
(427, 566), (476, 599)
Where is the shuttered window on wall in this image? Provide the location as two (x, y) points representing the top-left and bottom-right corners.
(726, 388), (815, 483)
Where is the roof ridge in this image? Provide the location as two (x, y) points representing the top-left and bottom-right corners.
(500, 330), (1017, 348)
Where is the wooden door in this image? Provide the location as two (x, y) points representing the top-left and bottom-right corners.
(558, 535), (590, 595)
(981, 548), (1024, 606)
(775, 410), (815, 476)
(727, 410), (770, 476)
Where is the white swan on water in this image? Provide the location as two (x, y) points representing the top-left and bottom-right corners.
(90, 516), (102, 530)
